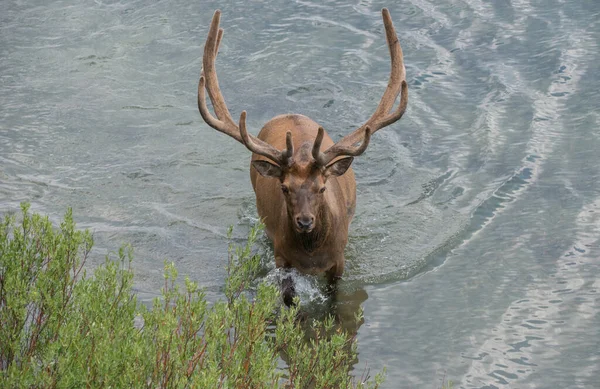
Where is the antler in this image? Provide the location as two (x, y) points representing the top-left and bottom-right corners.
(198, 10), (292, 166)
(312, 126), (372, 166)
(313, 8), (408, 167)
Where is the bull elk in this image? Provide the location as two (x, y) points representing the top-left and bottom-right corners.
(198, 9), (407, 286)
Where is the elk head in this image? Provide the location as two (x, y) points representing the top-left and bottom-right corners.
(249, 126), (369, 233)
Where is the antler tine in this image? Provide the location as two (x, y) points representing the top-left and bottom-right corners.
(312, 127), (327, 166)
(198, 76), (235, 136)
(327, 126), (372, 158)
(284, 131), (294, 163)
(320, 8), (408, 163)
(375, 79), (408, 128)
(215, 27), (223, 59)
(314, 127), (372, 167)
(199, 10), (238, 136)
(239, 111), (293, 165)
(372, 8), (406, 121)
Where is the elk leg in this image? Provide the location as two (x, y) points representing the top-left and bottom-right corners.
(281, 273), (297, 306)
(274, 252), (286, 268)
(279, 267), (297, 306)
(325, 259), (344, 296)
(326, 257), (344, 282)
(275, 254), (297, 306)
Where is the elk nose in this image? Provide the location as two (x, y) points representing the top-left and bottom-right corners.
(295, 215), (314, 231)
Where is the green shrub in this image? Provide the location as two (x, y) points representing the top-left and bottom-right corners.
(0, 204), (384, 388)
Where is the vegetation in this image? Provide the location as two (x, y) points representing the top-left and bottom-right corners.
(0, 203), (384, 388)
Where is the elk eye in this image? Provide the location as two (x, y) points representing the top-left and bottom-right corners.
(319, 187), (326, 194)
(281, 186), (289, 194)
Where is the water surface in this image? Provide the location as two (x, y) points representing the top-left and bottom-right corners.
(1, 0), (599, 387)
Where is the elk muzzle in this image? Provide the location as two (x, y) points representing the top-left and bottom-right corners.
(295, 213), (315, 232)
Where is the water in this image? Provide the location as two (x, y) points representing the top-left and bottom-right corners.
(1, 0), (599, 387)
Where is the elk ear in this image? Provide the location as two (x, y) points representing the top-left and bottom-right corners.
(324, 157), (354, 177)
(252, 160), (283, 178)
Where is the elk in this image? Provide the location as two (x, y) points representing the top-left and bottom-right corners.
(198, 9), (407, 286)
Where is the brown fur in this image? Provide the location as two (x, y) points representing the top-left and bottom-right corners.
(250, 115), (354, 280)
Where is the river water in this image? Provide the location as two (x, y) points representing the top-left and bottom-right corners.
(1, 0), (599, 387)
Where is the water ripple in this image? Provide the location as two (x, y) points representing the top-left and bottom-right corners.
(1, 0), (599, 387)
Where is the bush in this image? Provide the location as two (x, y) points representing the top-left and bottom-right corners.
(0, 204), (384, 388)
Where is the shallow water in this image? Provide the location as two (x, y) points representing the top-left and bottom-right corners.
(1, 0), (599, 387)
